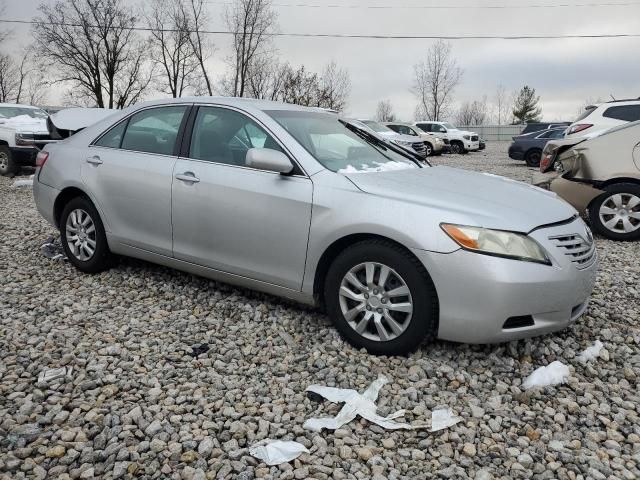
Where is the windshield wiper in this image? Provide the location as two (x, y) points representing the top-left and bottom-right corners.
(340, 120), (425, 167)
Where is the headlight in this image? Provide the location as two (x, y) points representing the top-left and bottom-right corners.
(441, 224), (551, 265)
(395, 140), (412, 147)
(463, 135), (470, 140)
(15, 133), (35, 146)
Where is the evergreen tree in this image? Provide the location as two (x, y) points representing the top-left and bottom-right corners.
(512, 86), (542, 123)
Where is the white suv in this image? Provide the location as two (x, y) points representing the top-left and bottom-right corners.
(566, 98), (640, 138)
(414, 121), (479, 154)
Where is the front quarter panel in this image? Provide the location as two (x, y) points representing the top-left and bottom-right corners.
(302, 169), (461, 295)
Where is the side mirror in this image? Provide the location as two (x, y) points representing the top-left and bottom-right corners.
(245, 148), (293, 174)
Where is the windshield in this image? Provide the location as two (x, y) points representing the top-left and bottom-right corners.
(0, 107), (48, 120)
(266, 110), (418, 173)
(442, 122), (456, 130)
(573, 106), (596, 122)
(360, 120), (395, 133)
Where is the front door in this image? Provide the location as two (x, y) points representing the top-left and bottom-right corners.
(82, 105), (189, 256)
(171, 106), (313, 290)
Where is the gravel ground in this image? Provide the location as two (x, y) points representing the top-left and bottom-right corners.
(1, 142), (639, 480)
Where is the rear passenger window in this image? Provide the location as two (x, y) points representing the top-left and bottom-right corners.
(95, 121), (126, 148)
(602, 105), (640, 122)
(416, 123), (430, 132)
(120, 106), (188, 155)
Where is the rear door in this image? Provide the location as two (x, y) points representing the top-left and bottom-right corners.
(82, 105), (190, 256)
(171, 105), (313, 290)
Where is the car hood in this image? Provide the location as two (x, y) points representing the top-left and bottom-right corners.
(376, 132), (421, 143)
(343, 166), (576, 232)
(49, 107), (117, 133)
(0, 116), (48, 134)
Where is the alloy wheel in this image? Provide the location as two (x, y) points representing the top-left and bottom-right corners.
(0, 152), (8, 172)
(425, 144), (433, 156)
(598, 193), (640, 234)
(65, 208), (97, 261)
(338, 262), (413, 342)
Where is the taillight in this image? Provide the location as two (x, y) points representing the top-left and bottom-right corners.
(540, 155), (552, 172)
(567, 124), (592, 135)
(36, 151), (49, 168)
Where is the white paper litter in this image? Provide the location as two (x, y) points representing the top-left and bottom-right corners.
(522, 361), (570, 390)
(577, 340), (604, 363)
(249, 440), (309, 465)
(303, 375), (428, 432)
(37, 366), (73, 384)
(12, 178), (34, 188)
(431, 407), (463, 432)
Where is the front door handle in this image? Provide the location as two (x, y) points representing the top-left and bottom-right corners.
(175, 172), (200, 183)
(86, 155), (102, 165)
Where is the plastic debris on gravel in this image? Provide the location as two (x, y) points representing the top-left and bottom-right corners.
(11, 176), (34, 188)
(522, 361), (570, 390)
(37, 366), (73, 385)
(303, 375), (428, 432)
(41, 236), (67, 261)
(577, 340), (604, 363)
(249, 440), (309, 465)
(431, 407), (463, 432)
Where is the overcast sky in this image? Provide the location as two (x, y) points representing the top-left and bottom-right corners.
(3, 0), (640, 122)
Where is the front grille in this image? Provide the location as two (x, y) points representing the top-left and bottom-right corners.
(412, 142), (426, 154)
(503, 315), (535, 329)
(549, 234), (596, 268)
(471, 135), (479, 142)
(33, 134), (52, 141)
(443, 139), (450, 145)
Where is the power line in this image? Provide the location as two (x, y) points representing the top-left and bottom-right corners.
(206, 0), (640, 8)
(1, 18), (638, 40)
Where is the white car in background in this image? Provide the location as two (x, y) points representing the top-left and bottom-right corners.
(356, 120), (427, 158)
(414, 121), (480, 154)
(566, 98), (640, 138)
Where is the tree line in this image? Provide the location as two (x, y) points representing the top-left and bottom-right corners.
(0, 0), (544, 122)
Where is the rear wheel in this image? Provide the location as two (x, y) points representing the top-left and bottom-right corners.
(324, 240), (438, 355)
(588, 183), (640, 241)
(0, 146), (17, 177)
(60, 196), (112, 272)
(525, 149), (542, 167)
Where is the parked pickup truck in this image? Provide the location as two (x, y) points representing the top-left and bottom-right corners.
(414, 121), (480, 154)
(0, 103), (55, 176)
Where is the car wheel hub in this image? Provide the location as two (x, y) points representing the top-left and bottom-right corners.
(338, 262), (413, 342)
(0, 153), (7, 170)
(66, 208), (97, 261)
(599, 193), (640, 234)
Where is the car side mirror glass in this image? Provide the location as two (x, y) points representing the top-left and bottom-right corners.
(245, 148), (294, 174)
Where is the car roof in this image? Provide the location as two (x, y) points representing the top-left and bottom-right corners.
(0, 103), (41, 109)
(128, 96), (327, 114)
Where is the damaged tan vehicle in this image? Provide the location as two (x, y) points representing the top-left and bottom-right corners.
(534, 120), (640, 241)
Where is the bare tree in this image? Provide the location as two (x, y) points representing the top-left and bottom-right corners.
(279, 65), (321, 106)
(375, 99), (396, 122)
(412, 40), (463, 121)
(317, 61), (350, 112)
(245, 55), (287, 100)
(456, 97), (488, 126)
(0, 54), (18, 102)
(33, 0), (152, 108)
(186, 0), (215, 96)
(225, 0), (277, 97)
(147, 0), (199, 98)
(493, 84), (510, 125)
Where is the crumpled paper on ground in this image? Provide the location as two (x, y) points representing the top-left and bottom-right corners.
(11, 178), (34, 188)
(431, 407), (463, 432)
(522, 361), (570, 389)
(577, 340), (604, 363)
(303, 375), (428, 432)
(249, 440), (309, 465)
(38, 366), (73, 385)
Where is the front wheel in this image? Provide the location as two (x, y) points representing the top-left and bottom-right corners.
(588, 184), (640, 241)
(0, 146), (17, 177)
(450, 142), (463, 155)
(424, 142), (433, 156)
(60, 196), (112, 272)
(324, 240), (438, 355)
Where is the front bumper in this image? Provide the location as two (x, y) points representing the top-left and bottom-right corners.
(412, 216), (597, 344)
(464, 141), (480, 151)
(9, 146), (39, 167)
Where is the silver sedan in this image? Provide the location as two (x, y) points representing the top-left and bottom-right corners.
(33, 98), (597, 355)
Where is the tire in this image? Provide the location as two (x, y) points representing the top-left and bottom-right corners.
(424, 142), (433, 156)
(588, 183), (640, 241)
(450, 142), (463, 155)
(525, 149), (542, 168)
(324, 240), (438, 355)
(0, 145), (17, 177)
(60, 196), (112, 272)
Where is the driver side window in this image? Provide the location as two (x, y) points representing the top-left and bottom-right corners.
(189, 107), (283, 167)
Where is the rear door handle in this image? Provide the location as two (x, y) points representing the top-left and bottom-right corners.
(86, 155), (102, 165)
(175, 172), (200, 183)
